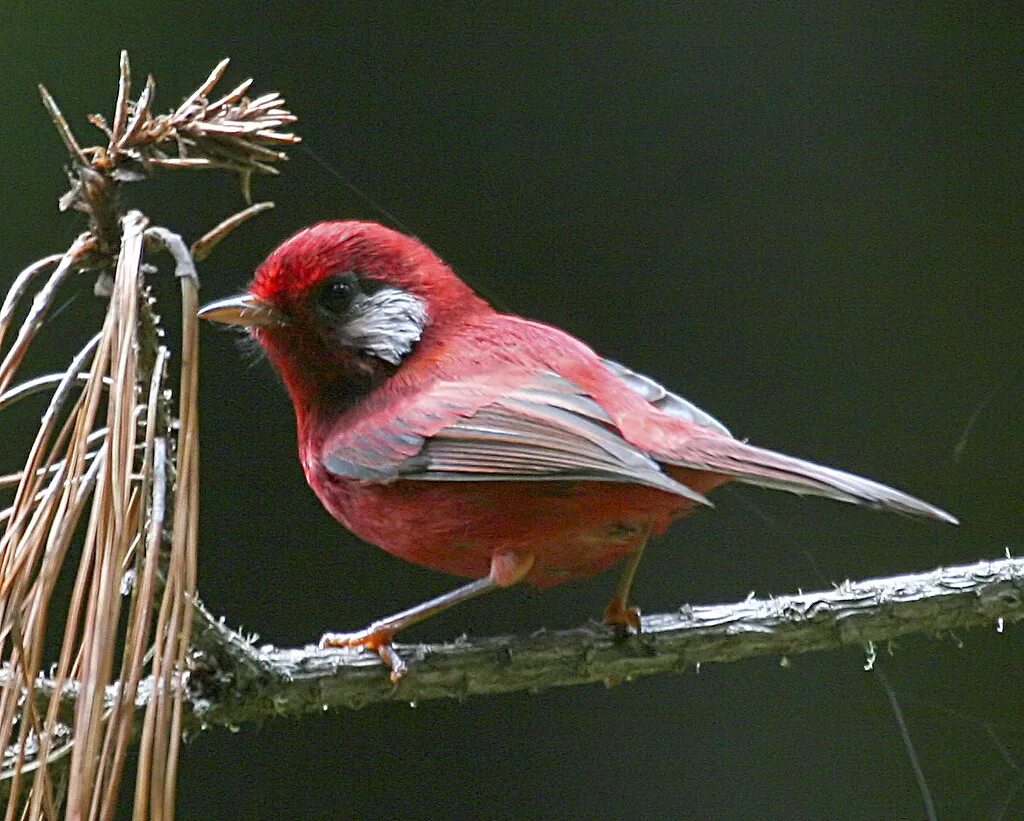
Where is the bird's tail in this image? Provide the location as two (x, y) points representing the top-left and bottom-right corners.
(667, 436), (958, 524)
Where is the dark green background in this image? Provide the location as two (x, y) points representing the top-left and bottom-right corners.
(2, 3), (1021, 819)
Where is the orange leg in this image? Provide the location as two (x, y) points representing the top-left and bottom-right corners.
(321, 551), (534, 681)
(602, 538), (648, 634)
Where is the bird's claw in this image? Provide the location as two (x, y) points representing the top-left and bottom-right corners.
(603, 601), (642, 635)
(319, 629), (374, 649)
(319, 627), (406, 683)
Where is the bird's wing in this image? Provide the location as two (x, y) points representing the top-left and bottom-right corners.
(599, 358), (955, 523)
(662, 433), (958, 522)
(599, 357), (730, 435)
(320, 371), (711, 504)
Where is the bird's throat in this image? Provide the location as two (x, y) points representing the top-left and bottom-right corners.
(258, 326), (393, 436)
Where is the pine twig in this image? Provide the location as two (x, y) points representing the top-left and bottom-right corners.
(0, 52), (295, 818)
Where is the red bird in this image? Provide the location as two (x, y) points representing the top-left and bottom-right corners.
(199, 221), (956, 677)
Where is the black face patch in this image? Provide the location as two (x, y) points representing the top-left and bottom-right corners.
(310, 272), (428, 365)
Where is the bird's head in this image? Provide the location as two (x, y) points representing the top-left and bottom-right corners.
(199, 220), (487, 415)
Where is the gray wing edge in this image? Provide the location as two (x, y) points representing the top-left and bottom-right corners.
(600, 357), (731, 437)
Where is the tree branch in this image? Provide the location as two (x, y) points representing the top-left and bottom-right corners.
(184, 555), (1024, 725)
(5, 553), (1021, 781)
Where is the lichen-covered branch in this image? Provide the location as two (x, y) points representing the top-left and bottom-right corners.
(4, 554), (1021, 784)
(184, 555), (1024, 726)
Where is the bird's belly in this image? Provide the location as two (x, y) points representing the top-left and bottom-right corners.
(318, 470), (725, 588)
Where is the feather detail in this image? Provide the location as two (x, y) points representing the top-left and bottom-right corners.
(665, 436), (958, 523)
(321, 372), (711, 505)
(600, 358), (731, 435)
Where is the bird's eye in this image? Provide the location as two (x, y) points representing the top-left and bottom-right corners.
(318, 274), (357, 314)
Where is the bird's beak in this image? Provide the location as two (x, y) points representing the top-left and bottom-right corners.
(197, 293), (287, 328)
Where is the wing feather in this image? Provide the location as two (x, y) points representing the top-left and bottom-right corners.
(322, 374), (711, 504)
(665, 435), (957, 523)
(600, 358), (730, 435)
(320, 355), (953, 523)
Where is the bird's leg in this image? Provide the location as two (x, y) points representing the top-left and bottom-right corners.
(320, 551), (534, 681)
(319, 578), (495, 680)
(602, 538), (648, 634)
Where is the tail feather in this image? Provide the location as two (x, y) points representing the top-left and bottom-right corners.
(666, 437), (958, 524)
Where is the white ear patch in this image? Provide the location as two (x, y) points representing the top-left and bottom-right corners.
(343, 287), (428, 365)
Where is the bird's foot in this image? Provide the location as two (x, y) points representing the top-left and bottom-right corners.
(603, 597), (642, 635)
(320, 626), (407, 682)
